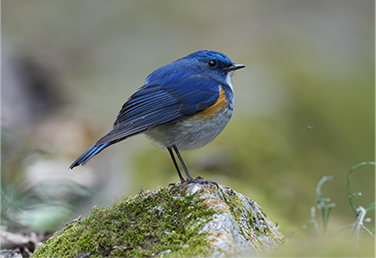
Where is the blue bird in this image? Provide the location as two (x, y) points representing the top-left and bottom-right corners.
(70, 50), (245, 188)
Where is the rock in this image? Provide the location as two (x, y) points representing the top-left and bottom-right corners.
(32, 183), (285, 257)
(0, 248), (23, 258)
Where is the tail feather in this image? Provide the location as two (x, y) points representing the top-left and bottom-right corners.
(69, 142), (111, 169)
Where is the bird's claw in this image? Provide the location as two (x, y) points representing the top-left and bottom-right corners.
(193, 177), (219, 189)
(169, 176), (218, 193)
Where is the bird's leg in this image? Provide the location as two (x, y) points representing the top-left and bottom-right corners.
(169, 145), (219, 191)
(172, 145), (194, 181)
(167, 147), (186, 184)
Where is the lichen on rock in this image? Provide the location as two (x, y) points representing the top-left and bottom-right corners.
(32, 183), (285, 257)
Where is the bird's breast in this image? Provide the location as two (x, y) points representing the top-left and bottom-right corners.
(198, 85), (231, 119)
(145, 99), (233, 151)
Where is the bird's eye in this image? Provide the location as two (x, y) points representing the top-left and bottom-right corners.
(208, 60), (217, 67)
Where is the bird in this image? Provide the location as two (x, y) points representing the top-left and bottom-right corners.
(70, 50), (245, 189)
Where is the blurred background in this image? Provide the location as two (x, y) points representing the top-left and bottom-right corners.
(1, 0), (374, 256)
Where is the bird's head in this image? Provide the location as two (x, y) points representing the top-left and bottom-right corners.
(185, 50), (245, 88)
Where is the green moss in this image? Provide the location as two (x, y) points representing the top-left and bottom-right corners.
(32, 187), (217, 258)
(32, 184), (285, 257)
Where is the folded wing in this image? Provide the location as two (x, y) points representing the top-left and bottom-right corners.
(70, 74), (223, 168)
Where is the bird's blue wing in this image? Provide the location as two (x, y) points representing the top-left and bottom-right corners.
(70, 74), (223, 169)
(95, 74), (222, 145)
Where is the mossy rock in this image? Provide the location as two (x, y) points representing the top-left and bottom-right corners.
(32, 183), (285, 257)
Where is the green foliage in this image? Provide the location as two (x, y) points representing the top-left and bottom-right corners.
(347, 162), (376, 244)
(304, 176), (339, 236)
(1, 134), (39, 228)
(304, 162), (375, 243)
(347, 162), (376, 216)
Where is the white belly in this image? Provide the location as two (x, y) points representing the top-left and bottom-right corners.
(145, 107), (233, 151)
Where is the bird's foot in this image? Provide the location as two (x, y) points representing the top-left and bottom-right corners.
(169, 176), (218, 193)
(189, 176), (219, 188)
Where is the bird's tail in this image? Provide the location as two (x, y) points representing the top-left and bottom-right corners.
(69, 142), (111, 169)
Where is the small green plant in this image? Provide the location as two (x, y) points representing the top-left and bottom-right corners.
(304, 162), (375, 242)
(347, 162), (375, 243)
(304, 175), (339, 236)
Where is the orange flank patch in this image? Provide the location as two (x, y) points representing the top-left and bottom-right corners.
(199, 85), (228, 117)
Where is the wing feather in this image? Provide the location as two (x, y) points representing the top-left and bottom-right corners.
(95, 74), (222, 146)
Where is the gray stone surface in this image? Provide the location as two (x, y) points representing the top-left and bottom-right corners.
(186, 183), (284, 257)
(0, 249), (23, 258)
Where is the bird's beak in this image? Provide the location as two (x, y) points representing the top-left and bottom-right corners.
(225, 64), (246, 71)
